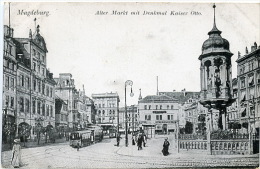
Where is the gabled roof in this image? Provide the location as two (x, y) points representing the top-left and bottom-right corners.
(159, 92), (200, 104)
(139, 94), (178, 103)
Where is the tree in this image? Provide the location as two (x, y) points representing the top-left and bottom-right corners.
(185, 121), (193, 134)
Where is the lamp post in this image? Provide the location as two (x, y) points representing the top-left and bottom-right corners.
(249, 95), (257, 133)
(125, 80), (134, 147)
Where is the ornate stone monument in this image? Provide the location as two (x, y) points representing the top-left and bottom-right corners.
(199, 4), (235, 130)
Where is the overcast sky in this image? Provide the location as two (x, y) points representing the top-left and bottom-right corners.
(3, 3), (260, 106)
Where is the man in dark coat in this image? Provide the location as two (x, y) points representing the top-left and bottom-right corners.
(116, 134), (121, 146)
(162, 138), (170, 156)
(137, 135), (142, 150)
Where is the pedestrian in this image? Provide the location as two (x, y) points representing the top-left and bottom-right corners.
(162, 138), (170, 156)
(116, 134), (121, 146)
(143, 134), (146, 147)
(137, 135), (142, 150)
(11, 139), (21, 168)
(132, 137), (135, 145)
(77, 142), (80, 151)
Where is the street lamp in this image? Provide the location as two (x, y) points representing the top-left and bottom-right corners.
(125, 80), (134, 147)
(249, 95), (257, 133)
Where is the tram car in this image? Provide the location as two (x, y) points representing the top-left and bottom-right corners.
(87, 125), (103, 142)
(69, 126), (103, 148)
(70, 130), (92, 148)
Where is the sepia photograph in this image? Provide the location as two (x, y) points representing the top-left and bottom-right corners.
(1, 2), (260, 168)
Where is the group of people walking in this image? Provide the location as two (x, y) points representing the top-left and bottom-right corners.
(116, 132), (170, 156)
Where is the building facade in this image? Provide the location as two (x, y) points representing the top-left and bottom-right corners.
(2, 24), (56, 141)
(226, 78), (240, 129)
(55, 96), (69, 132)
(138, 95), (179, 137)
(3, 25), (17, 143)
(54, 73), (77, 129)
(92, 92), (120, 134)
(15, 25), (56, 137)
(236, 43), (260, 133)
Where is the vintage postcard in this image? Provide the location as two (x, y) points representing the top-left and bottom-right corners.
(1, 2), (260, 169)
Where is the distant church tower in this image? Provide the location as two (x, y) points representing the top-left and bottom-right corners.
(138, 88), (142, 101)
(199, 4), (234, 130)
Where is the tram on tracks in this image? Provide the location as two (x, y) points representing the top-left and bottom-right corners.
(70, 126), (103, 148)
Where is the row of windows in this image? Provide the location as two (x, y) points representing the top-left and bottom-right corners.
(98, 110), (116, 116)
(5, 76), (15, 91)
(33, 78), (53, 97)
(144, 114), (174, 121)
(4, 42), (14, 57)
(5, 95), (15, 108)
(31, 99), (54, 117)
(32, 49), (45, 63)
(239, 60), (260, 75)
(96, 103), (116, 108)
(241, 106), (256, 117)
(4, 59), (16, 71)
(18, 74), (30, 89)
(240, 73), (260, 88)
(33, 62), (45, 76)
(144, 105), (174, 110)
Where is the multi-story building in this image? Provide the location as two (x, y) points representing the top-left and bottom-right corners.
(127, 105), (139, 133)
(15, 25), (56, 136)
(3, 25), (17, 143)
(55, 96), (69, 132)
(84, 96), (96, 124)
(184, 98), (208, 134)
(74, 89), (89, 129)
(158, 91), (200, 127)
(92, 92), (120, 133)
(236, 42), (260, 134)
(118, 107), (125, 132)
(2, 24), (56, 140)
(54, 73), (77, 129)
(118, 105), (139, 134)
(227, 78), (240, 129)
(138, 95), (179, 137)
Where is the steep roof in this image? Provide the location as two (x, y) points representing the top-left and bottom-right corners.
(139, 94), (178, 103)
(158, 92), (200, 104)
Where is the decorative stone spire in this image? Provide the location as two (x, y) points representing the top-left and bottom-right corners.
(246, 47), (248, 54)
(208, 3), (222, 35)
(138, 88), (142, 101)
(238, 51), (241, 58)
